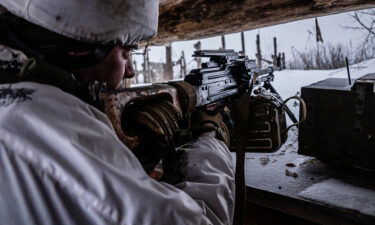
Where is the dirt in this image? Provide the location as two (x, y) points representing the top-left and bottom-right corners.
(285, 169), (298, 178)
(259, 157), (270, 166)
(299, 158), (318, 166)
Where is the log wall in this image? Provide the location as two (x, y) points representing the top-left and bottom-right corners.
(152, 0), (375, 44)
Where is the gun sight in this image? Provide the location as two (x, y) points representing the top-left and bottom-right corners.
(193, 50), (240, 62)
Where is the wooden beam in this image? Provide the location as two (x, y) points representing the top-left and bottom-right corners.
(152, 0), (375, 44)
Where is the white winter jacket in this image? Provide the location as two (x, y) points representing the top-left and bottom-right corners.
(0, 82), (235, 225)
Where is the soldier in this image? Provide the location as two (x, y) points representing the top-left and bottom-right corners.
(0, 0), (235, 225)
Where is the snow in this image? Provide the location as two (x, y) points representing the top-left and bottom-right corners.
(272, 58), (375, 121)
(298, 178), (375, 216)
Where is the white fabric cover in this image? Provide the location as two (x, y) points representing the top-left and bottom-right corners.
(0, 82), (235, 225)
(0, 0), (159, 45)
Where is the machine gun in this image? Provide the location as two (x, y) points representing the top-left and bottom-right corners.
(185, 50), (300, 120)
(98, 49), (300, 152)
(184, 49), (285, 107)
(183, 50), (298, 126)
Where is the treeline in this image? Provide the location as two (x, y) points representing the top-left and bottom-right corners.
(288, 43), (374, 70)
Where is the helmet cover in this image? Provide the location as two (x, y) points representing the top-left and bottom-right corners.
(0, 0), (159, 46)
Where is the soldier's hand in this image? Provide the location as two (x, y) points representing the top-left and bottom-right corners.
(190, 107), (233, 147)
(122, 98), (182, 173)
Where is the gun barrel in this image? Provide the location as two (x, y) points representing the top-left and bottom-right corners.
(258, 66), (285, 75)
(193, 49), (238, 58)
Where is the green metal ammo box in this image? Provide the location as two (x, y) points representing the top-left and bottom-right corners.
(298, 73), (375, 170)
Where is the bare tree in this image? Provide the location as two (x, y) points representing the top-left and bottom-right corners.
(345, 9), (375, 56)
(288, 42), (371, 70)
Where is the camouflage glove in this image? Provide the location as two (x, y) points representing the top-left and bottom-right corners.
(122, 98), (182, 174)
(190, 107), (233, 147)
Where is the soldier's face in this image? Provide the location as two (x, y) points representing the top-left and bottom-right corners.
(72, 46), (135, 89)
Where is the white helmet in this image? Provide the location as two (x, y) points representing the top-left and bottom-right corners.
(0, 0), (159, 46)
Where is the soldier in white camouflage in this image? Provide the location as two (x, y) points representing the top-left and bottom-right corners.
(0, 1), (235, 225)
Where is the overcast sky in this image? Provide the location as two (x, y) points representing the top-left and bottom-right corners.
(133, 9), (370, 79)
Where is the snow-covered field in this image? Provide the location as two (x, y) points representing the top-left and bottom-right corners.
(273, 58), (375, 122)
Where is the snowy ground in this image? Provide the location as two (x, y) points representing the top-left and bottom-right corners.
(273, 58), (375, 122)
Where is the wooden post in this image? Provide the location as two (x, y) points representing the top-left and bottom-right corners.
(274, 37), (277, 57)
(165, 42), (173, 81)
(150, 68), (155, 83)
(240, 32), (245, 55)
(272, 37), (278, 67)
(181, 50), (187, 78)
(193, 41), (202, 68)
(142, 51), (148, 83)
(255, 34), (262, 67)
(146, 49), (151, 83)
(221, 35), (226, 50)
(133, 60), (139, 84)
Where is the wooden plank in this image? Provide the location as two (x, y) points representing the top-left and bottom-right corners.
(152, 0), (375, 44)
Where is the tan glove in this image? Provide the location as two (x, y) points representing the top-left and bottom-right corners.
(190, 107), (232, 147)
(122, 98), (182, 174)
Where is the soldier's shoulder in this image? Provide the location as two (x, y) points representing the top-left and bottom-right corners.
(0, 81), (88, 114)
(0, 81), (110, 132)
